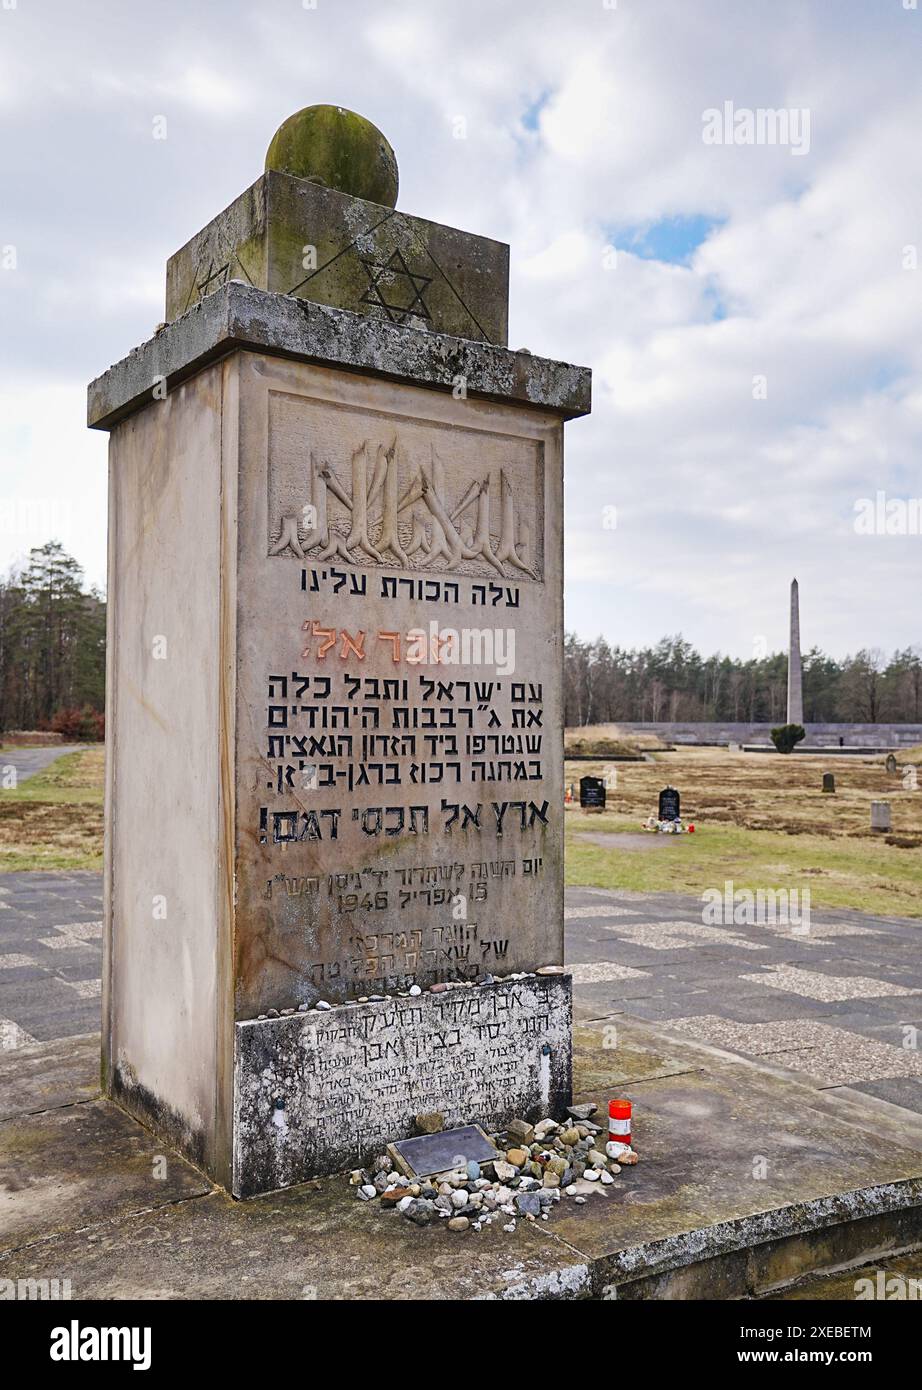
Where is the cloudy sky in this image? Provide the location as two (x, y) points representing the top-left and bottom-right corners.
(1, 0), (920, 659)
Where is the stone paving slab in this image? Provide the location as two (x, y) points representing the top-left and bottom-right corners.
(0, 1181), (591, 1301)
(0, 872), (104, 1044)
(0, 1099), (211, 1253)
(0, 1032), (99, 1121)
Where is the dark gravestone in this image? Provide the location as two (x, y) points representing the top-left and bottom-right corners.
(580, 775), (606, 810)
(822, 772), (835, 794)
(389, 1125), (498, 1179)
(886, 753), (898, 775)
(658, 786), (680, 821)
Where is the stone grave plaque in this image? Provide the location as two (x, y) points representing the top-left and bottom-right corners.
(658, 786), (680, 820)
(579, 775), (606, 810)
(389, 1124), (498, 1179)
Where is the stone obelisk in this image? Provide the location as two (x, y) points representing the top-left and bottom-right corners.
(787, 577), (804, 724)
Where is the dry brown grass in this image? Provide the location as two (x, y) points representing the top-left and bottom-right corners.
(565, 745), (922, 846)
(565, 722), (669, 752)
(0, 747), (104, 870)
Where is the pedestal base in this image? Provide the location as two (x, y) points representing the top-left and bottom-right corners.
(232, 974), (571, 1197)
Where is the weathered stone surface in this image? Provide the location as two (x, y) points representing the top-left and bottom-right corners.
(0, 1032), (99, 1122)
(0, 1100), (211, 1254)
(413, 1111), (445, 1135)
(232, 975), (572, 1196)
(265, 106), (399, 207)
(165, 171), (508, 343)
(233, 352), (567, 1016)
(87, 282), (591, 432)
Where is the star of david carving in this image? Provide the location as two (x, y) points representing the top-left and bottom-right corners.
(359, 249), (433, 324)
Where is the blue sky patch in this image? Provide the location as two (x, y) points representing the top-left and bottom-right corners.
(608, 213), (723, 266)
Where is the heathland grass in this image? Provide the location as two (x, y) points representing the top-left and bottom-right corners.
(565, 745), (922, 918)
(0, 747), (104, 871)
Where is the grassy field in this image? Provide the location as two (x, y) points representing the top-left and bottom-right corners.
(1, 742), (921, 917)
(0, 747), (104, 871)
(566, 745), (922, 917)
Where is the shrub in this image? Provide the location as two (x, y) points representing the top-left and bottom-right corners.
(770, 723), (805, 755)
(49, 705), (105, 742)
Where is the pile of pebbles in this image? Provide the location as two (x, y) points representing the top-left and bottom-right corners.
(348, 1104), (639, 1234)
(255, 970), (553, 1020)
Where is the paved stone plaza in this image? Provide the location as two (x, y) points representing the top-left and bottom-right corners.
(565, 887), (922, 1115)
(3, 868), (921, 1120)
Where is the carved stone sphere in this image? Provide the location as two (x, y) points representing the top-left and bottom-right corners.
(265, 105), (399, 208)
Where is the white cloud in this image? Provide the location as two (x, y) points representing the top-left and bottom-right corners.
(0, 0), (919, 658)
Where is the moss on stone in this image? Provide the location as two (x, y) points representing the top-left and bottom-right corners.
(265, 105), (398, 208)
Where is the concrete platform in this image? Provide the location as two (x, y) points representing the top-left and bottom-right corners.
(2, 1019), (922, 1299)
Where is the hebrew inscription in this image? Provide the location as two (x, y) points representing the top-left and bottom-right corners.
(235, 367), (562, 1018)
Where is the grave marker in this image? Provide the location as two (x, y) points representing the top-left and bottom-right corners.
(579, 775), (606, 810)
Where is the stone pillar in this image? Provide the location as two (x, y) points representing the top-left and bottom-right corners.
(88, 107), (590, 1196)
(787, 577), (804, 725)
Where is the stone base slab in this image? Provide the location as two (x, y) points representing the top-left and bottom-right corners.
(232, 974), (572, 1197)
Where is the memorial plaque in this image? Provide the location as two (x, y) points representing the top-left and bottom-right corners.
(389, 1125), (498, 1179)
(579, 775), (606, 810)
(658, 786), (680, 820)
(233, 975), (571, 1195)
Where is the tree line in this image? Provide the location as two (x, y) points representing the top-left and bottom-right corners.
(2, 545), (919, 737)
(0, 542), (106, 739)
(564, 633), (922, 728)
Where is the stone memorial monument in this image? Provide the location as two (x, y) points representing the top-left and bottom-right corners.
(579, 775), (606, 810)
(88, 106), (591, 1197)
(658, 786), (681, 821)
(787, 577), (804, 726)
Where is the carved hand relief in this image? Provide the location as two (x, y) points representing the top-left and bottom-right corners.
(268, 392), (544, 582)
